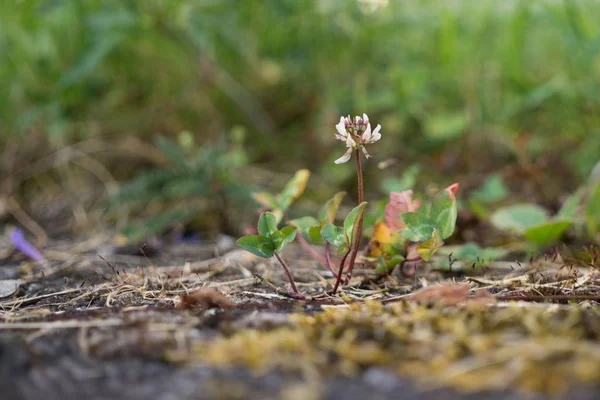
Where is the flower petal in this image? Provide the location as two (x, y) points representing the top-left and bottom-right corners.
(371, 124), (382, 142)
(361, 146), (371, 159)
(345, 135), (356, 148)
(10, 228), (45, 262)
(362, 113), (369, 124)
(335, 117), (346, 136)
(334, 148), (353, 164)
(362, 123), (372, 142)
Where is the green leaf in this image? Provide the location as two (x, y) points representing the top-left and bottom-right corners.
(272, 226), (297, 252)
(417, 229), (443, 261)
(523, 220), (572, 245)
(375, 255), (405, 274)
(154, 135), (190, 169)
(490, 204), (549, 234)
(318, 191), (347, 225)
(59, 33), (123, 87)
(236, 235), (275, 258)
(252, 191), (278, 209)
(257, 212), (278, 238)
(586, 184), (600, 227)
(429, 189), (457, 239)
(470, 175), (509, 203)
(277, 169), (310, 210)
(400, 213), (439, 242)
(307, 226), (324, 244)
(343, 202), (368, 245)
(321, 224), (346, 248)
(557, 189), (583, 220)
(289, 216), (320, 242)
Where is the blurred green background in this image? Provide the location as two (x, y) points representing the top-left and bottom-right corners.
(2, 0), (600, 237)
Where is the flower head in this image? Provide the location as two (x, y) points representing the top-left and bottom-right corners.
(334, 113), (382, 164)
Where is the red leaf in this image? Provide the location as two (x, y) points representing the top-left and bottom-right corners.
(384, 190), (421, 231)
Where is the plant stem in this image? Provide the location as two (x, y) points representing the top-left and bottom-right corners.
(324, 242), (338, 278)
(332, 248), (351, 294)
(273, 250), (302, 296)
(296, 232), (327, 264)
(344, 148), (364, 282)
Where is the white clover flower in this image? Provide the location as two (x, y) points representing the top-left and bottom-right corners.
(334, 113), (382, 164)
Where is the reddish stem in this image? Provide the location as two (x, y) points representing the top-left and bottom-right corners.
(296, 232), (327, 264)
(273, 250), (302, 297)
(344, 148), (364, 283)
(324, 242), (338, 278)
(332, 248), (351, 294)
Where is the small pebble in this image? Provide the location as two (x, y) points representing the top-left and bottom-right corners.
(0, 279), (20, 298)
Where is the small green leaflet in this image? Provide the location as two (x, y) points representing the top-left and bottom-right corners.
(236, 235), (275, 258)
(321, 224), (346, 248)
(289, 216), (321, 244)
(400, 212), (438, 242)
(417, 229), (443, 261)
(429, 189), (457, 239)
(272, 226), (298, 252)
(278, 169), (310, 210)
(251, 169), (310, 224)
(523, 220), (572, 245)
(258, 212), (279, 238)
(343, 202), (368, 244)
(489, 204), (549, 234)
(318, 191), (347, 225)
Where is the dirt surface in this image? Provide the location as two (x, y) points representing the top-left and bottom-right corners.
(2, 235), (600, 400)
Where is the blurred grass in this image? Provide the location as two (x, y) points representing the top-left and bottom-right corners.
(1, 0), (600, 181)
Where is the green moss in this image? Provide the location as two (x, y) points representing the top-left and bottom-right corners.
(172, 302), (600, 394)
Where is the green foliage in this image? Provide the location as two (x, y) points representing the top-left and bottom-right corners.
(400, 187), (458, 244)
(430, 190), (458, 239)
(236, 211), (297, 258)
(257, 212), (278, 238)
(272, 226), (298, 253)
(523, 221), (573, 245)
(236, 235), (275, 258)
(380, 165), (421, 194)
(318, 192), (347, 226)
(490, 204), (550, 234)
(320, 225), (347, 252)
(417, 229), (443, 261)
(322, 202), (368, 254)
(374, 255), (405, 274)
(469, 175), (510, 219)
(343, 202), (368, 244)
(490, 203), (573, 246)
(586, 184), (600, 237)
(2, 0), (600, 180)
(471, 175), (509, 204)
(400, 213), (438, 242)
(289, 192), (346, 245)
(111, 133), (250, 240)
(438, 243), (509, 270)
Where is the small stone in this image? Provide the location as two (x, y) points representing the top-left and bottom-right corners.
(0, 279), (20, 298)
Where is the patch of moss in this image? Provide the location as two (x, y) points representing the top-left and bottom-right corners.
(171, 302), (600, 394)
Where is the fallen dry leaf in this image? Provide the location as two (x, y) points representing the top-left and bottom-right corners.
(408, 283), (470, 305)
(408, 283), (494, 306)
(177, 288), (235, 310)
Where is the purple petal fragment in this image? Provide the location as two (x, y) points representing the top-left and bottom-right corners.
(9, 228), (45, 262)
